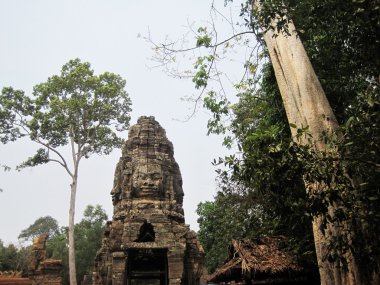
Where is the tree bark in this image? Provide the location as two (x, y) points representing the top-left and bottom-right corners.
(69, 176), (78, 285)
(255, 6), (366, 284)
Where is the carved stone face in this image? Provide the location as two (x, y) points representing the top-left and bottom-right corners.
(110, 186), (119, 204)
(132, 164), (163, 197)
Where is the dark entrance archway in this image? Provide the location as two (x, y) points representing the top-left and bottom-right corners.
(126, 248), (168, 285)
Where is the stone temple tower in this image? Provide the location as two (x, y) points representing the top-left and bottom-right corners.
(85, 116), (204, 285)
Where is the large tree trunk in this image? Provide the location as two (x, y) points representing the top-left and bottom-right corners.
(255, 6), (367, 285)
(69, 176), (78, 285)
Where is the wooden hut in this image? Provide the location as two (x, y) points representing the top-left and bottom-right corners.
(207, 236), (313, 284)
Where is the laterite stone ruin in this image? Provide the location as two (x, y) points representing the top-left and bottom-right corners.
(84, 116), (204, 285)
(29, 234), (63, 285)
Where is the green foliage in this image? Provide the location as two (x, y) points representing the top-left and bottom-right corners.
(197, 64), (318, 274)
(197, 190), (264, 272)
(196, 27), (213, 48)
(0, 240), (31, 275)
(0, 241), (18, 271)
(17, 148), (49, 170)
(47, 230), (69, 283)
(46, 205), (108, 285)
(75, 205), (108, 282)
(260, 0), (380, 273)
(245, 0), (380, 124)
(18, 216), (60, 242)
(0, 59), (131, 284)
(0, 87), (33, 144)
(298, 80), (380, 272)
(229, 70), (316, 260)
(203, 91), (229, 135)
(4, 205), (109, 284)
(192, 56), (214, 89)
(192, 0), (380, 276)
(81, 204), (108, 224)
(288, 0), (379, 125)
(0, 58), (132, 170)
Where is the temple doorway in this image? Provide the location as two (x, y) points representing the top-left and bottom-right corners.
(126, 248), (168, 285)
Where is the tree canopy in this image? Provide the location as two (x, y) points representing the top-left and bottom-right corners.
(0, 240), (30, 275)
(0, 58), (131, 285)
(18, 216), (60, 242)
(158, 0), (380, 281)
(0, 58), (132, 166)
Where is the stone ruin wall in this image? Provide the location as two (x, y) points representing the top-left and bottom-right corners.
(0, 235), (63, 285)
(28, 234), (63, 285)
(0, 272), (31, 285)
(84, 116), (204, 285)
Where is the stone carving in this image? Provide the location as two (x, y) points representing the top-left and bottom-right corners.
(84, 116), (204, 285)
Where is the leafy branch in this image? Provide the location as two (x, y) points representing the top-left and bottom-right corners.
(146, 2), (263, 123)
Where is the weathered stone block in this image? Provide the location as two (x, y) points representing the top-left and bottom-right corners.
(28, 235), (63, 285)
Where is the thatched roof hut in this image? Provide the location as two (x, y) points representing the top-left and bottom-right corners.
(207, 236), (310, 284)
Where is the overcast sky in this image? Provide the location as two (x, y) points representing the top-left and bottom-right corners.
(0, 0), (246, 244)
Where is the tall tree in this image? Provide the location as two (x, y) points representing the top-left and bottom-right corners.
(153, 0), (379, 283)
(0, 59), (132, 285)
(252, 3), (342, 284)
(251, 2), (379, 284)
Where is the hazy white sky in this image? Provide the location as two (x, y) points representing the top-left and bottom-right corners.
(0, 0), (245, 244)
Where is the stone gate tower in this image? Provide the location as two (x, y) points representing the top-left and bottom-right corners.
(85, 116), (204, 285)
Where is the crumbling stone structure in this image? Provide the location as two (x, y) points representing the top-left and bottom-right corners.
(0, 272), (31, 285)
(86, 116), (204, 285)
(28, 234), (62, 285)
